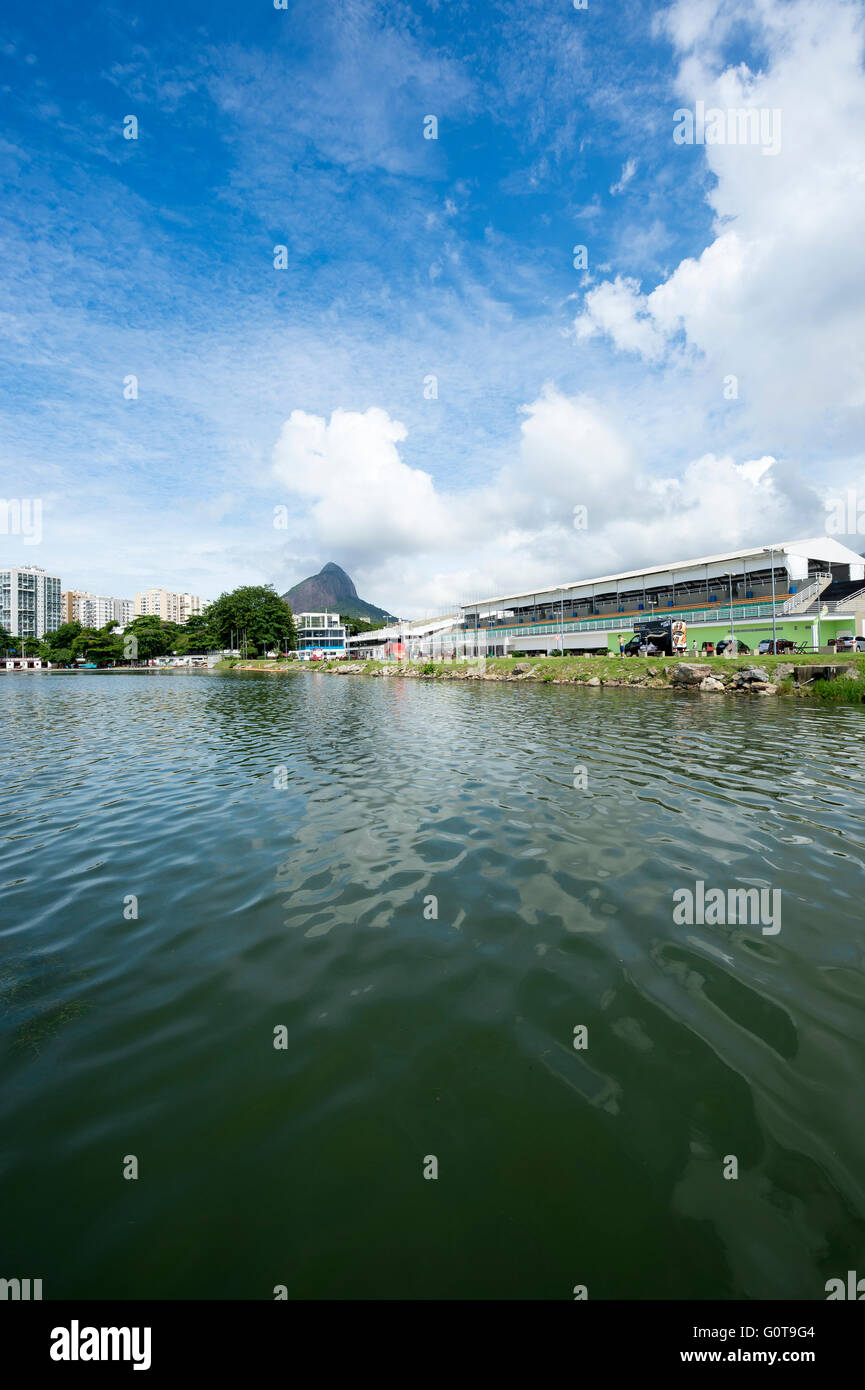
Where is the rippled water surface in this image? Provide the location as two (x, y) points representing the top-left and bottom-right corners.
(1, 671), (864, 1299)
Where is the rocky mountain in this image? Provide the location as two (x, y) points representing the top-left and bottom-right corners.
(281, 562), (395, 623)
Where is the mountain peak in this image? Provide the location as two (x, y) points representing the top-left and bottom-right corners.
(318, 562), (357, 598)
(281, 562), (394, 623)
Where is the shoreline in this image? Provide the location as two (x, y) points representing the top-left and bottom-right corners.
(217, 654), (865, 705)
(11, 656), (862, 704)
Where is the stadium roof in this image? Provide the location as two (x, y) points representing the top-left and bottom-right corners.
(461, 537), (865, 611)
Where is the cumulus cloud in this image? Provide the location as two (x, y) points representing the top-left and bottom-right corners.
(271, 390), (818, 614)
(574, 276), (668, 361)
(272, 406), (450, 559)
(577, 0), (865, 448)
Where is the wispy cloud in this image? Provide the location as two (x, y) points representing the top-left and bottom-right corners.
(1, 0), (862, 612)
(610, 157), (637, 194)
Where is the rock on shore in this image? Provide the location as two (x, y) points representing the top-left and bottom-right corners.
(671, 663), (715, 685)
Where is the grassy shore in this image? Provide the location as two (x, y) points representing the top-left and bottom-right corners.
(217, 653), (865, 704)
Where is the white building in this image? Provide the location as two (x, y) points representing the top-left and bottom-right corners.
(296, 612), (347, 659)
(457, 536), (865, 657)
(347, 614), (459, 660)
(0, 565), (62, 639)
(134, 589), (205, 624)
(349, 538), (865, 662)
(64, 591), (134, 628)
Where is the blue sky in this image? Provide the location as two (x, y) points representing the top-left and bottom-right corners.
(2, 0), (865, 614)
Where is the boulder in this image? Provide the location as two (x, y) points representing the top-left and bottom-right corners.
(511, 662), (531, 674)
(586, 676), (601, 686)
(735, 665), (771, 685)
(700, 676), (725, 691)
(671, 663), (714, 685)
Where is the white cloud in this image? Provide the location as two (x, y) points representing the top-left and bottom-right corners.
(268, 391), (817, 614)
(577, 0), (865, 448)
(11, 0), (858, 613)
(574, 276), (668, 361)
(610, 157), (637, 194)
(272, 406), (450, 560)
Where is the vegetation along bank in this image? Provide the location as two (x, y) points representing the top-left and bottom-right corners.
(218, 654), (865, 705)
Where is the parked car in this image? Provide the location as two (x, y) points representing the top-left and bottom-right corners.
(757, 638), (796, 655)
(715, 639), (751, 655)
(835, 635), (865, 652)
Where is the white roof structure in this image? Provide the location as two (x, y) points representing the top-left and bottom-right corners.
(461, 537), (865, 613)
(347, 614), (458, 644)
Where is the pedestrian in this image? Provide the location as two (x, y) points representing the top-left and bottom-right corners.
(618, 637), (624, 658)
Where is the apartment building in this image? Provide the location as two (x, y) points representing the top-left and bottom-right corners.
(62, 591), (135, 628)
(133, 590), (205, 624)
(0, 565), (62, 639)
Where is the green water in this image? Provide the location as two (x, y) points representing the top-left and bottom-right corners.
(1, 672), (863, 1299)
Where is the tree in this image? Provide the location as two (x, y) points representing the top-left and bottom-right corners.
(121, 615), (175, 659)
(43, 621), (83, 652)
(175, 613), (215, 655)
(206, 586), (297, 654)
(48, 647), (75, 667)
(341, 613), (387, 637)
(71, 627), (122, 665)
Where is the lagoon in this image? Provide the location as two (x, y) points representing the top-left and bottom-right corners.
(1, 672), (863, 1298)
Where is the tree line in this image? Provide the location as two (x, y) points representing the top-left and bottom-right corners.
(0, 585), (300, 666)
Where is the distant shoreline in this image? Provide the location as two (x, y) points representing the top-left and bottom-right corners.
(215, 654), (865, 705)
(1, 666), (213, 675)
(6, 655), (863, 705)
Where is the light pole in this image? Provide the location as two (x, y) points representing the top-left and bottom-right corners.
(769, 546), (778, 650)
(728, 572), (735, 647)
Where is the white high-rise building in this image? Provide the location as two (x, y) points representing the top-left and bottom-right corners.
(182, 594), (206, 620)
(134, 589), (205, 624)
(62, 591), (135, 628)
(0, 565), (62, 639)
